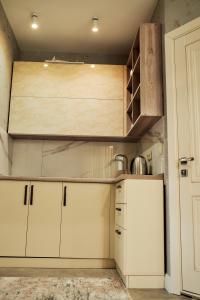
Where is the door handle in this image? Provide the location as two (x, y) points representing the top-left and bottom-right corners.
(116, 208), (122, 211)
(24, 185), (28, 205)
(63, 186), (67, 206)
(115, 229), (122, 235)
(179, 157), (194, 165)
(30, 185), (34, 205)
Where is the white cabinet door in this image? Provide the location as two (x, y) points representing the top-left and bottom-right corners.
(0, 180), (29, 256)
(26, 181), (62, 257)
(60, 183), (110, 258)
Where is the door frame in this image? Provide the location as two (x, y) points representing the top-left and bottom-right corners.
(165, 17), (200, 295)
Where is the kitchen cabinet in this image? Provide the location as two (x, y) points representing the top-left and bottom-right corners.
(8, 97), (123, 137)
(8, 62), (125, 138)
(114, 179), (164, 288)
(26, 181), (62, 257)
(126, 23), (163, 138)
(0, 181), (29, 256)
(11, 62), (124, 99)
(0, 180), (111, 260)
(60, 183), (110, 258)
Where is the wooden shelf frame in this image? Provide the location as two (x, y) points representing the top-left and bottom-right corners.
(125, 23), (163, 139)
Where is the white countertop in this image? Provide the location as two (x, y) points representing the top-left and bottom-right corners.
(0, 174), (163, 183)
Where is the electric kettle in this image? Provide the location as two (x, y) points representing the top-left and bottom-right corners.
(130, 155), (148, 175)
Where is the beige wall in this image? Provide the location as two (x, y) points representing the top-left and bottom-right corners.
(0, 1), (19, 174)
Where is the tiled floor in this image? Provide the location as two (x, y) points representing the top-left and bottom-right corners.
(0, 268), (188, 300)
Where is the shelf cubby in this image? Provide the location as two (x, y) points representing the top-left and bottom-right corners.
(125, 23), (163, 139)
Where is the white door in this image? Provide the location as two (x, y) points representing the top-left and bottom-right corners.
(26, 181), (62, 257)
(175, 27), (200, 295)
(0, 180), (29, 256)
(60, 183), (110, 258)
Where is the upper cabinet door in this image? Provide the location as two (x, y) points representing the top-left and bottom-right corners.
(11, 62), (124, 100)
(26, 181), (62, 257)
(60, 183), (110, 258)
(0, 180), (29, 256)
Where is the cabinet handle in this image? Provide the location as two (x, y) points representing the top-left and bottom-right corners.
(30, 185), (34, 205)
(116, 207), (122, 211)
(115, 229), (122, 235)
(63, 186), (67, 206)
(24, 185), (28, 205)
(116, 185), (122, 189)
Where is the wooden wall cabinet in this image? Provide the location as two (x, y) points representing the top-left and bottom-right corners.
(114, 179), (164, 288)
(8, 62), (125, 138)
(126, 23), (163, 138)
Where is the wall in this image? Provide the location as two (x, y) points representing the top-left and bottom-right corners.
(137, 0), (200, 276)
(11, 139), (137, 178)
(20, 51), (127, 65)
(0, 1), (19, 174)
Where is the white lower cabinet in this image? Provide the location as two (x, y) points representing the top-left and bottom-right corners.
(0, 180), (111, 259)
(26, 182), (62, 257)
(114, 179), (164, 288)
(60, 183), (110, 258)
(0, 181), (29, 256)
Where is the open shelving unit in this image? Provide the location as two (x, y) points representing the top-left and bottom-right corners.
(126, 23), (163, 139)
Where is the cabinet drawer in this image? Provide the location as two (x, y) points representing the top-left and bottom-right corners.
(115, 181), (126, 204)
(115, 204), (126, 229)
(114, 226), (126, 274)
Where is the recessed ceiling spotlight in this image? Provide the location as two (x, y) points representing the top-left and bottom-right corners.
(92, 17), (99, 32)
(43, 63), (48, 68)
(31, 13), (39, 29)
(90, 64), (95, 68)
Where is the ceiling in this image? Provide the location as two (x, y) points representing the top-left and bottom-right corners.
(2, 0), (158, 55)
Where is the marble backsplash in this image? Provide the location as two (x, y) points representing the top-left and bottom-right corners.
(137, 117), (165, 176)
(0, 128), (13, 175)
(11, 139), (137, 178)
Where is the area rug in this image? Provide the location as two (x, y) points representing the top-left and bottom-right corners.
(0, 276), (131, 300)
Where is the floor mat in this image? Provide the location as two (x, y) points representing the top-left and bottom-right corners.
(0, 276), (131, 300)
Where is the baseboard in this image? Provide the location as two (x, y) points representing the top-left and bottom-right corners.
(116, 264), (164, 288)
(127, 275), (164, 288)
(0, 257), (115, 269)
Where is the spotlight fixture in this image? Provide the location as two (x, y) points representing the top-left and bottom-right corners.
(90, 64), (95, 68)
(31, 13), (39, 29)
(92, 17), (99, 32)
(43, 63), (48, 68)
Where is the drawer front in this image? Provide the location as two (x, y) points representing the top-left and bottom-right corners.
(114, 226), (126, 274)
(115, 204), (127, 229)
(115, 181), (126, 204)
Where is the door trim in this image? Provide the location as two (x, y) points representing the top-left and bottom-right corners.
(165, 17), (200, 295)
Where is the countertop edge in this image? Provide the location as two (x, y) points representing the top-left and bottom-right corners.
(0, 174), (164, 183)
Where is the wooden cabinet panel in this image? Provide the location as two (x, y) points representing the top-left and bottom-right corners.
(12, 62), (124, 100)
(26, 181), (62, 257)
(8, 97), (123, 137)
(0, 180), (29, 256)
(60, 183), (110, 258)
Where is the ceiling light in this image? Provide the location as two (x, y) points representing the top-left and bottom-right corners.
(43, 63), (48, 68)
(90, 64), (95, 68)
(31, 13), (39, 29)
(92, 17), (99, 32)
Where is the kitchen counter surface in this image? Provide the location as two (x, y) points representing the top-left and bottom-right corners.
(0, 174), (163, 183)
